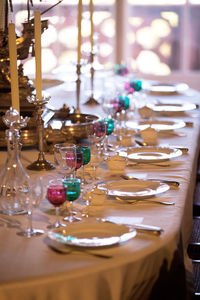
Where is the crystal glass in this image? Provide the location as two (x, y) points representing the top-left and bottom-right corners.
(0, 123), (30, 216)
(101, 91), (120, 118)
(89, 146), (103, 181)
(81, 182), (95, 218)
(76, 145), (91, 185)
(62, 178), (81, 222)
(74, 149), (83, 178)
(17, 177), (44, 238)
(115, 95), (130, 139)
(86, 118), (107, 154)
(46, 179), (67, 228)
(54, 143), (76, 178)
(103, 117), (115, 153)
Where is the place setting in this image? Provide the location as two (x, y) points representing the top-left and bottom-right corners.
(126, 118), (186, 132)
(117, 144), (183, 169)
(146, 100), (197, 117)
(143, 81), (189, 96)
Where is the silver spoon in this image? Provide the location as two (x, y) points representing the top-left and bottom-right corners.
(116, 196), (175, 206)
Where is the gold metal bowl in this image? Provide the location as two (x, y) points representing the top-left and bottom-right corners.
(44, 113), (99, 152)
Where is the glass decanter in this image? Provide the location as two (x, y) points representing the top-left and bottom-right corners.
(0, 108), (30, 215)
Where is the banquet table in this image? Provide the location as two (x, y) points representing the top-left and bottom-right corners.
(0, 79), (200, 300)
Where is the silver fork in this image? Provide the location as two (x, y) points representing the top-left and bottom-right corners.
(116, 196), (175, 205)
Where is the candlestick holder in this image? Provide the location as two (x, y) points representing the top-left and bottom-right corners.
(0, 107), (30, 215)
(75, 62), (81, 114)
(84, 50), (100, 106)
(27, 94), (55, 171)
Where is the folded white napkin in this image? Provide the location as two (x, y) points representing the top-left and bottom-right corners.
(107, 153), (126, 171)
(89, 187), (107, 206)
(138, 106), (153, 119)
(141, 127), (158, 145)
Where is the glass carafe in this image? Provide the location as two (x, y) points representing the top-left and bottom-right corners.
(0, 109), (30, 215)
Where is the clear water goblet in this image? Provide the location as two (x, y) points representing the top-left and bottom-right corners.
(81, 182), (95, 218)
(101, 91), (119, 118)
(86, 118), (107, 154)
(17, 177), (44, 238)
(54, 143), (76, 179)
(89, 146), (104, 181)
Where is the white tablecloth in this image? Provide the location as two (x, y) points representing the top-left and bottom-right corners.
(0, 83), (200, 300)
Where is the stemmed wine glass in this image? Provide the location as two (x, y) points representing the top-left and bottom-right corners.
(86, 118), (107, 153)
(103, 117), (115, 153)
(77, 145), (91, 185)
(81, 182), (95, 218)
(74, 148), (83, 178)
(54, 143), (76, 179)
(17, 177), (44, 238)
(114, 95), (130, 140)
(89, 148), (101, 181)
(101, 92), (120, 119)
(46, 178), (67, 228)
(62, 178), (81, 222)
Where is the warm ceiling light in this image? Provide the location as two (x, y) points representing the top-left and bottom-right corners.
(82, 41), (91, 53)
(136, 50), (159, 73)
(42, 49), (57, 73)
(58, 26), (78, 48)
(128, 17), (144, 27)
(100, 18), (115, 38)
(136, 27), (159, 49)
(128, 0), (185, 5)
(23, 58), (35, 76)
(159, 42), (171, 57)
(58, 50), (77, 65)
(83, 11), (111, 26)
(42, 25), (57, 47)
(81, 19), (91, 37)
(136, 50), (171, 75)
(99, 43), (113, 57)
(24, 49), (57, 75)
(161, 11), (179, 27)
(82, 0), (115, 4)
(151, 19), (171, 37)
(127, 31), (136, 44)
(130, 58), (137, 72)
(155, 62), (171, 75)
(49, 16), (65, 26)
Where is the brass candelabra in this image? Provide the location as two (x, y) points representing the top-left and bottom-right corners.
(84, 50), (99, 106)
(27, 94), (55, 171)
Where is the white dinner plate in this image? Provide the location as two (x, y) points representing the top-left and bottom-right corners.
(126, 119), (186, 131)
(120, 146), (182, 162)
(98, 180), (169, 199)
(147, 102), (196, 113)
(145, 82), (188, 95)
(48, 222), (136, 247)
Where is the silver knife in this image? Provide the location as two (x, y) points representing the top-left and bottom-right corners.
(120, 174), (179, 187)
(98, 218), (164, 235)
